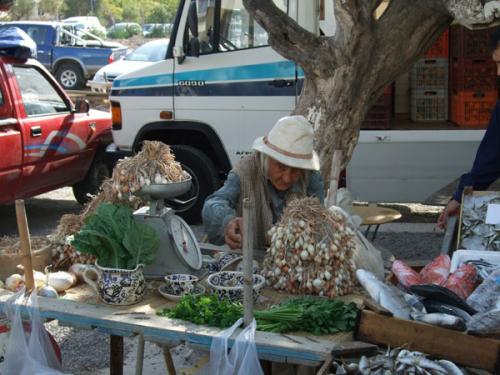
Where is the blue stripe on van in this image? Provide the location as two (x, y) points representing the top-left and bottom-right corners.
(111, 79), (296, 97)
(112, 60), (295, 89)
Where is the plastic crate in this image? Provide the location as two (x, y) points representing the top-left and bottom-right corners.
(450, 58), (497, 91)
(424, 29), (449, 58)
(411, 58), (448, 90)
(362, 89), (392, 130)
(411, 89), (448, 122)
(450, 90), (497, 127)
(450, 26), (500, 59)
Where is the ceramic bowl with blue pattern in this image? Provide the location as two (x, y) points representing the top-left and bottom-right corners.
(164, 274), (199, 295)
(207, 271), (265, 302)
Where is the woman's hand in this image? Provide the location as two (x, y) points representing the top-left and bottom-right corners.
(436, 199), (460, 230)
(224, 217), (243, 249)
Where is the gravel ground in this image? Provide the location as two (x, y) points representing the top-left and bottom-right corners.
(1, 188), (447, 374)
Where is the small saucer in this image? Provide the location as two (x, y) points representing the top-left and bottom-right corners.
(158, 284), (206, 301)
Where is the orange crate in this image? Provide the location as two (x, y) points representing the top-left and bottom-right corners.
(450, 90), (497, 127)
(424, 29), (449, 58)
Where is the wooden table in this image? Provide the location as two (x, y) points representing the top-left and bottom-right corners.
(351, 205), (402, 240)
(0, 285), (375, 374)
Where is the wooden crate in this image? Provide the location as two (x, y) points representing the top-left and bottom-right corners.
(356, 309), (500, 372)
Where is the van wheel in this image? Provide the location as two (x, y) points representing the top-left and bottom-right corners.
(72, 160), (110, 204)
(56, 63), (84, 90)
(170, 145), (220, 224)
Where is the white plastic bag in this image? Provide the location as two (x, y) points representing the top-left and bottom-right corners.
(205, 318), (263, 375)
(2, 287), (68, 375)
(328, 205), (385, 280)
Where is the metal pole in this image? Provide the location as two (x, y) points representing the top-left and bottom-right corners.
(242, 197), (254, 326)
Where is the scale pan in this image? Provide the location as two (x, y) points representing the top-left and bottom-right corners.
(138, 177), (192, 200)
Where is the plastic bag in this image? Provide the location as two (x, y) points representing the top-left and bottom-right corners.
(420, 255), (451, 285)
(2, 287), (68, 375)
(205, 318), (263, 375)
(328, 205), (385, 280)
(467, 267), (500, 313)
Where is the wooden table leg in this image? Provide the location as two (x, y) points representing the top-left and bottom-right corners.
(163, 346), (177, 375)
(110, 335), (124, 375)
(135, 335), (145, 375)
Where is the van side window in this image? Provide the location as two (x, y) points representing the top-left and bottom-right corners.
(12, 65), (69, 117)
(218, 0), (288, 51)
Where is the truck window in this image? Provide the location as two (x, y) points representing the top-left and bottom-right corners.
(24, 26), (48, 46)
(191, 0), (288, 54)
(12, 65), (69, 117)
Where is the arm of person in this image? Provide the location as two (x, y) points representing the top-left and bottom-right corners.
(453, 103), (500, 202)
(307, 170), (325, 204)
(201, 172), (241, 246)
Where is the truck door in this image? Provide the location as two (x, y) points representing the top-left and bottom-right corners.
(0, 66), (22, 204)
(10, 63), (93, 197)
(173, 0), (297, 164)
(347, 130), (484, 202)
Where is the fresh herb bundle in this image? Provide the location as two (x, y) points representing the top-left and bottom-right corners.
(71, 203), (160, 269)
(157, 294), (358, 335)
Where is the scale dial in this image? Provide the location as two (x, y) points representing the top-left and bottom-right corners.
(168, 215), (202, 270)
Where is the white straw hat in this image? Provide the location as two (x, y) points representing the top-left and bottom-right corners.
(252, 115), (320, 171)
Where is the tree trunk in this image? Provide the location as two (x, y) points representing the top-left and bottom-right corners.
(243, 0), (495, 181)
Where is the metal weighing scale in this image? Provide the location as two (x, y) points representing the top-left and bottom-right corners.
(133, 178), (204, 279)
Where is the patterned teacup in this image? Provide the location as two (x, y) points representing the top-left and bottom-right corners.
(164, 274), (199, 295)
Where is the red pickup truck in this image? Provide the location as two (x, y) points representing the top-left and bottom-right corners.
(0, 54), (112, 205)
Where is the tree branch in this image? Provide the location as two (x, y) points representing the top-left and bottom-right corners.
(243, 0), (337, 76)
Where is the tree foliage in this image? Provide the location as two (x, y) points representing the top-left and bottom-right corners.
(9, 0), (34, 20)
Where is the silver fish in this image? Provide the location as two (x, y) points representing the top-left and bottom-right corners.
(467, 308), (500, 337)
(356, 269), (411, 320)
(437, 360), (464, 375)
(410, 312), (466, 331)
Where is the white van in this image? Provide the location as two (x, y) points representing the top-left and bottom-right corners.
(108, 0), (484, 222)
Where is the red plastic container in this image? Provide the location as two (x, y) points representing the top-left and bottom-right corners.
(424, 29), (449, 58)
(450, 58), (497, 91)
(450, 26), (500, 59)
(450, 90), (497, 127)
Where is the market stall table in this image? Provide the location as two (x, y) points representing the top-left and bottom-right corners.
(351, 205), (402, 240)
(0, 284), (375, 375)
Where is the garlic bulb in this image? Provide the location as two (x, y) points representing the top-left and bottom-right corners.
(6, 274), (24, 291)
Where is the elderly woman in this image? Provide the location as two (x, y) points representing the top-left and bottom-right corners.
(202, 115), (324, 250)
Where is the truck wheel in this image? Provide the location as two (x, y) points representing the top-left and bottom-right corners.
(72, 160), (110, 204)
(170, 145), (220, 224)
(56, 63), (84, 90)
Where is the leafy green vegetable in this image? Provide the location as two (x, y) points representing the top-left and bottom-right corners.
(157, 294), (243, 328)
(71, 203), (160, 269)
(157, 294), (358, 335)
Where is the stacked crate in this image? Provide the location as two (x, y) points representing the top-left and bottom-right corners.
(361, 85), (393, 130)
(449, 26), (498, 127)
(410, 30), (449, 122)
(410, 58), (449, 121)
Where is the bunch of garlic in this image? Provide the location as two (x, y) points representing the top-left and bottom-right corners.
(261, 197), (357, 297)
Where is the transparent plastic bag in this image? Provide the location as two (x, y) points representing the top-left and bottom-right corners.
(205, 318), (263, 375)
(467, 267), (500, 313)
(2, 287), (68, 375)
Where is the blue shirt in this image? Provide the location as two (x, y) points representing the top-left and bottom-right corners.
(202, 170), (325, 245)
(453, 101), (500, 202)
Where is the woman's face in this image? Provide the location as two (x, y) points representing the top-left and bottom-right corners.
(267, 157), (303, 191)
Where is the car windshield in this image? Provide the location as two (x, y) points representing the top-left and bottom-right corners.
(125, 41), (167, 62)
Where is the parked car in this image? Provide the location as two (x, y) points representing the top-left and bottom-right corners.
(62, 16), (107, 37)
(88, 38), (168, 93)
(107, 22), (142, 38)
(0, 21), (127, 90)
(143, 23), (171, 37)
(0, 28), (113, 205)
